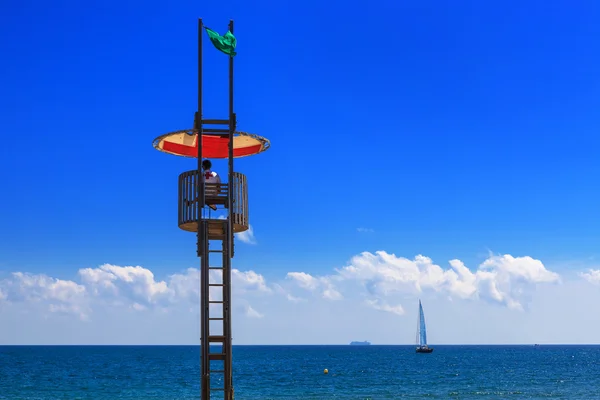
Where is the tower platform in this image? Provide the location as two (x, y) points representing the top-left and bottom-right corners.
(177, 170), (249, 237)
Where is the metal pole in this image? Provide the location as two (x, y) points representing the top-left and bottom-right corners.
(226, 18), (235, 400)
(227, 19), (235, 256)
(197, 17), (210, 400)
(197, 18), (205, 219)
(201, 225), (210, 400)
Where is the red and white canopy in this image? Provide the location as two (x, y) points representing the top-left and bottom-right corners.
(153, 130), (270, 159)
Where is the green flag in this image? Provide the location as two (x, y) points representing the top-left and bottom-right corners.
(204, 27), (237, 56)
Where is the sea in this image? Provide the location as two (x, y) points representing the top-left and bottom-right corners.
(0, 345), (599, 399)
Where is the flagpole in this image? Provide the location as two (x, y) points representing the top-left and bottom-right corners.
(226, 18), (235, 400)
(197, 16), (209, 400)
(197, 18), (204, 210)
(228, 19), (234, 256)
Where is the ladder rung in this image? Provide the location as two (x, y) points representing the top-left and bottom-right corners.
(209, 353), (226, 360)
(208, 267), (223, 270)
(209, 300), (223, 304)
(203, 128), (230, 133)
(210, 369), (225, 373)
(209, 283), (224, 286)
(208, 335), (226, 342)
(202, 119), (229, 125)
(209, 317), (224, 321)
(208, 250), (223, 253)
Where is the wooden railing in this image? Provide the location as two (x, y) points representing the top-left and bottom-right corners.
(229, 172), (248, 231)
(177, 170), (249, 233)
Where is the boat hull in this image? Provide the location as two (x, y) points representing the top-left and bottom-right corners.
(416, 347), (434, 353)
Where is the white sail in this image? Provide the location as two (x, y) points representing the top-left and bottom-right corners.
(418, 300), (427, 346)
(415, 300), (433, 353)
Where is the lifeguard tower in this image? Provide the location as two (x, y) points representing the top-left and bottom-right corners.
(152, 19), (270, 400)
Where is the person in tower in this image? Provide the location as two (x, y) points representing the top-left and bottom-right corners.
(185, 159), (222, 210)
(202, 159), (221, 197)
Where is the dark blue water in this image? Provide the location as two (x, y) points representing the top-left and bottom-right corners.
(0, 345), (599, 399)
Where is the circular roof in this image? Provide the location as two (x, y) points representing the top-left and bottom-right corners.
(153, 130), (270, 159)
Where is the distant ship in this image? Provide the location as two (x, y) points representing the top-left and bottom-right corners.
(349, 341), (371, 346)
(415, 299), (433, 353)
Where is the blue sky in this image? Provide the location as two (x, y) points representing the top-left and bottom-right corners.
(1, 0), (600, 344)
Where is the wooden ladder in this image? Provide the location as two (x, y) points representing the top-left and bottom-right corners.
(200, 219), (234, 400)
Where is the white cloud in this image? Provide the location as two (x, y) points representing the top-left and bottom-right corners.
(216, 215), (257, 244)
(0, 254), (564, 321)
(286, 272), (320, 290)
(79, 264), (171, 308)
(1, 272), (89, 320)
(579, 269), (600, 285)
(4, 252), (600, 345)
(236, 225), (257, 244)
(285, 272), (343, 301)
(245, 305), (264, 318)
(284, 252), (561, 314)
(322, 286), (343, 300)
(168, 268), (200, 303)
(0, 264), (270, 321)
(364, 298), (404, 315)
(231, 269), (270, 293)
(272, 284), (306, 303)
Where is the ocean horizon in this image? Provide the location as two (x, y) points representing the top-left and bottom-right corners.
(2, 344), (599, 399)
(3, 343), (600, 346)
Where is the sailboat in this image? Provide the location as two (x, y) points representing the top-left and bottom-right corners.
(415, 299), (433, 353)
